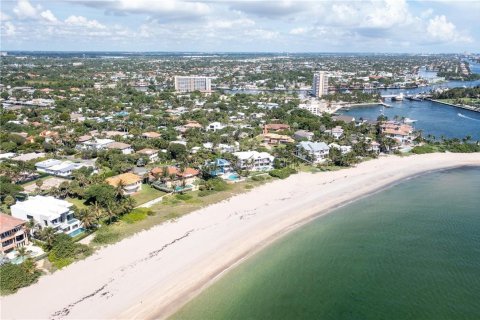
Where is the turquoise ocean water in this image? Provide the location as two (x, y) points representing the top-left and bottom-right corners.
(174, 166), (480, 320)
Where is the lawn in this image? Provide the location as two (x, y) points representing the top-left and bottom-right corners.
(131, 184), (167, 206)
(66, 197), (88, 210)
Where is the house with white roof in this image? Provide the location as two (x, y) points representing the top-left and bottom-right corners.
(11, 196), (82, 235)
(233, 151), (275, 172)
(325, 126), (344, 139)
(35, 159), (89, 177)
(78, 138), (114, 151)
(328, 143), (352, 154)
(296, 141), (330, 164)
(206, 122), (226, 132)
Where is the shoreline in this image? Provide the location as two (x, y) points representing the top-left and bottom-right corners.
(428, 98), (480, 113)
(1, 153), (480, 320)
(153, 163), (480, 319)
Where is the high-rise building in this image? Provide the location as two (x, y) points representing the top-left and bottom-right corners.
(312, 72), (329, 98)
(174, 76), (212, 93)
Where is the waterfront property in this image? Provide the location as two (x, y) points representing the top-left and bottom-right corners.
(296, 141), (330, 164)
(325, 126), (344, 139)
(233, 151), (275, 172)
(380, 121), (414, 144)
(106, 172), (142, 195)
(312, 71), (329, 97)
(174, 76), (212, 93)
(0, 213), (29, 254)
(10, 196), (82, 235)
(150, 166), (200, 187)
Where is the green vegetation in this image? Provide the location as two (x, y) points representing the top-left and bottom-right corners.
(48, 234), (92, 269)
(0, 259), (41, 295)
(269, 167), (298, 179)
(120, 208), (153, 224)
(131, 184), (166, 205)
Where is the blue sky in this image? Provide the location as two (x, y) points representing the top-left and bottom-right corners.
(1, 0), (479, 53)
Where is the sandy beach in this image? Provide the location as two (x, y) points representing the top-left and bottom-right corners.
(2, 153), (480, 320)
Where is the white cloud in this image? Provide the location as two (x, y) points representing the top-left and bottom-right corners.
(2, 21), (16, 37)
(426, 15), (472, 43)
(65, 15), (107, 29)
(12, 0), (59, 23)
(13, 0), (39, 20)
(208, 18), (255, 29)
(40, 10), (58, 23)
(0, 11), (12, 21)
(289, 27), (307, 35)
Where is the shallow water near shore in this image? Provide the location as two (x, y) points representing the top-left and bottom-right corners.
(173, 166), (480, 320)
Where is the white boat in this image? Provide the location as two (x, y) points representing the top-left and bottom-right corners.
(392, 93), (404, 101)
(403, 118), (417, 123)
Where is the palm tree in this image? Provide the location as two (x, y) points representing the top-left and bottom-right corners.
(115, 179), (126, 198)
(25, 219), (36, 240)
(40, 227), (56, 250)
(17, 246), (28, 260)
(92, 201), (105, 223)
(104, 201), (117, 224)
(78, 209), (97, 230)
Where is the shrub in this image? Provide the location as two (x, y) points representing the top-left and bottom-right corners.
(269, 167), (297, 179)
(93, 227), (121, 245)
(0, 261), (41, 295)
(198, 190), (214, 197)
(120, 209), (148, 224)
(411, 145), (436, 154)
(175, 194), (193, 201)
(251, 175), (265, 181)
(245, 184), (254, 189)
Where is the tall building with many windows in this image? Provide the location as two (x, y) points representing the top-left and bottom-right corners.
(312, 72), (329, 98)
(174, 76), (212, 93)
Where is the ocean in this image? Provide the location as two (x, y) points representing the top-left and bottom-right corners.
(173, 166), (480, 320)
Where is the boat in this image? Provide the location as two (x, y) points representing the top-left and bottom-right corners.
(392, 93), (404, 101)
(403, 118), (417, 123)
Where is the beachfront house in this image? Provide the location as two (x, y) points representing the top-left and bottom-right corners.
(296, 141), (330, 164)
(150, 166), (200, 191)
(0, 213), (29, 254)
(233, 151), (275, 172)
(106, 172), (142, 195)
(380, 121), (413, 144)
(328, 143), (352, 154)
(11, 196), (82, 235)
(209, 159), (233, 176)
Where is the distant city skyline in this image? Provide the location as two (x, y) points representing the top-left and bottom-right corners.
(1, 0), (479, 53)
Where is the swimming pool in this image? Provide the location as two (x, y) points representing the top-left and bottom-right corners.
(225, 173), (241, 181)
(68, 228), (85, 238)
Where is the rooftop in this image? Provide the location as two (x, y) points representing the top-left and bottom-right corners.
(0, 213), (26, 234)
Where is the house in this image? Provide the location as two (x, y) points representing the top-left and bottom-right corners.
(296, 141), (330, 164)
(39, 130), (59, 142)
(233, 151), (275, 172)
(328, 143), (352, 154)
(78, 138), (114, 151)
(150, 166), (200, 189)
(294, 130), (315, 141)
(136, 148), (159, 163)
(369, 141), (381, 153)
(325, 126), (344, 139)
(380, 121), (413, 144)
(0, 213), (29, 254)
(209, 159), (232, 176)
(11, 196), (82, 235)
(35, 159), (89, 177)
(206, 122), (226, 132)
(104, 131), (130, 139)
(263, 123), (290, 133)
(142, 131), (161, 139)
(260, 133), (294, 146)
(105, 142), (134, 154)
(106, 172), (142, 195)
